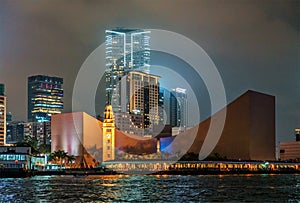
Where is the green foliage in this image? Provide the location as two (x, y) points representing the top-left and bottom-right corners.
(48, 150), (76, 168)
(15, 136), (51, 155)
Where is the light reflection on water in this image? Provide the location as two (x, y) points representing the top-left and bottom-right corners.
(0, 174), (299, 202)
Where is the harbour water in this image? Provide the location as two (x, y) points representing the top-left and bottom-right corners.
(0, 174), (299, 202)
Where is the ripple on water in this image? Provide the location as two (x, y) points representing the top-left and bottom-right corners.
(0, 174), (299, 202)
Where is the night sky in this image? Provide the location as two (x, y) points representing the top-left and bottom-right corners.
(0, 0), (299, 143)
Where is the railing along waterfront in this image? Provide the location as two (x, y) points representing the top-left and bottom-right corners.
(102, 160), (300, 174)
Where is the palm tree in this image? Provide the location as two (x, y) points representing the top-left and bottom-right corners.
(66, 155), (76, 168)
(49, 150), (68, 168)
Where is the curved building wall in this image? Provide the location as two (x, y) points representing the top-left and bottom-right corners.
(51, 112), (102, 155)
(189, 90), (275, 161)
(51, 90), (275, 164)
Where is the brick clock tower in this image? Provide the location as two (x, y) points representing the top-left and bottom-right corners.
(102, 105), (115, 162)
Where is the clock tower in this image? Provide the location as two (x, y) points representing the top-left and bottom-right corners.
(102, 105), (115, 162)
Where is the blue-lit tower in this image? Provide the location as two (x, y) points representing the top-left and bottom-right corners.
(170, 88), (188, 128)
(105, 28), (150, 111)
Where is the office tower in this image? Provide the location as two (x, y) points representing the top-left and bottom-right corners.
(6, 121), (51, 146)
(6, 121), (24, 144)
(0, 84), (6, 146)
(105, 28), (150, 109)
(0, 84), (4, 96)
(116, 71), (159, 136)
(105, 28), (150, 73)
(24, 122), (51, 146)
(6, 112), (12, 124)
(170, 88), (188, 129)
(28, 75), (63, 122)
(158, 87), (171, 125)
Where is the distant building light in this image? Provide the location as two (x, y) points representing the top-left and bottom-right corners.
(173, 87), (186, 94)
(132, 109), (140, 114)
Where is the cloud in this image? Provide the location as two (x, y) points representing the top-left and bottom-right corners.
(0, 0), (299, 142)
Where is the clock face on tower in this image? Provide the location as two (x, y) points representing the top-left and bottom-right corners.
(106, 134), (111, 138)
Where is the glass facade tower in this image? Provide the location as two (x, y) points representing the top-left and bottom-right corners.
(105, 28), (150, 110)
(170, 88), (188, 128)
(27, 75), (63, 122)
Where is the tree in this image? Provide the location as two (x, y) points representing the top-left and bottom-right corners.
(48, 150), (68, 168)
(38, 144), (51, 154)
(48, 150), (76, 168)
(66, 155), (76, 168)
(16, 136), (40, 155)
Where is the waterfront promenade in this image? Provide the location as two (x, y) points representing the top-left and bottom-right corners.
(1, 160), (299, 178)
(102, 160), (300, 175)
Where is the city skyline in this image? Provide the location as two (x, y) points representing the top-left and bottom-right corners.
(0, 1), (299, 143)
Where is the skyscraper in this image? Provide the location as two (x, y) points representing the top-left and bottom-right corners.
(170, 88), (188, 129)
(0, 84), (7, 146)
(105, 28), (150, 110)
(6, 121), (24, 145)
(158, 87), (171, 125)
(105, 28), (150, 72)
(28, 75), (63, 122)
(115, 71), (160, 136)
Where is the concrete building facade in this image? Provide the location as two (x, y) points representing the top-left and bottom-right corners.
(116, 71), (160, 136)
(280, 129), (300, 161)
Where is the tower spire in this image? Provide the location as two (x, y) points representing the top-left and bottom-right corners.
(102, 104), (115, 162)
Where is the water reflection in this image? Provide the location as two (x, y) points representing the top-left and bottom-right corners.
(0, 174), (299, 202)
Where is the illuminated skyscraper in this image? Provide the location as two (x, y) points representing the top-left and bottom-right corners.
(115, 71), (160, 136)
(27, 75), (63, 122)
(6, 121), (24, 145)
(105, 28), (150, 110)
(158, 87), (171, 125)
(105, 28), (150, 73)
(0, 84), (7, 146)
(170, 88), (188, 129)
